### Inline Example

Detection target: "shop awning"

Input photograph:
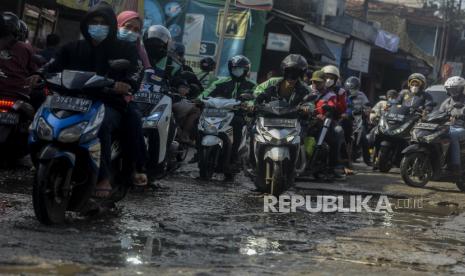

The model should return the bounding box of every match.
[300,31,336,60]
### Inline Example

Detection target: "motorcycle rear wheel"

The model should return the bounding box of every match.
[400,153,432,188]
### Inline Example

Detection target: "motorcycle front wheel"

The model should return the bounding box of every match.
[400,152,432,187]
[33,159,72,225]
[377,146,393,173]
[198,145,219,180]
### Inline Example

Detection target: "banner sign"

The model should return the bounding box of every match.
[266,32,291,52]
[235,0,273,11]
[348,40,371,73]
[144,0,188,41]
[57,0,144,15]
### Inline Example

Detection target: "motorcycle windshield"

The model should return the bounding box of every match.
[425,110,449,123]
[60,70,98,90]
[258,100,298,117]
[385,105,411,123]
[203,97,240,109]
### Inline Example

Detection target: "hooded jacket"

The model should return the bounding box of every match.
[45,2,138,90]
[397,89,434,112]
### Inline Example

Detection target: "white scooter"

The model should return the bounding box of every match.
[134,69,186,179]
[197,94,253,180]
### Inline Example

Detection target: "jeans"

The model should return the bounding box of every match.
[98,106,122,181]
[449,126,465,166]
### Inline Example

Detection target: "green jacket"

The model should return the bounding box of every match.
[254,77,311,107]
[199,77,256,100]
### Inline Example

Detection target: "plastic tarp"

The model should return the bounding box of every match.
[375,30,400,53]
[300,31,336,60]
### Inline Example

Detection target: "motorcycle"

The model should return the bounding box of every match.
[373,104,422,172]
[252,99,309,195]
[0,94,35,164]
[400,111,465,191]
[134,68,188,179]
[29,60,133,224]
[197,94,252,180]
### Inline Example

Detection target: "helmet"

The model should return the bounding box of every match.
[386,89,398,99]
[228,55,251,79]
[1,12,20,39]
[18,20,28,41]
[444,76,465,98]
[344,76,361,91]
[281,54,308,73]
[170,41,185,58]
[407,73,426,88]
[143,25,171,45]
[200,57,216,72]
[321,65,340,79]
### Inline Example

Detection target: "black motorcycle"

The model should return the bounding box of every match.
[373,105,422,172]
[400,111,465,191]
[0,94,35,165]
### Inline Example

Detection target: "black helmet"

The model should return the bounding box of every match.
[281,54,308,80]
[200,57,215,72]
[143,25,172,63]
[344,76,361,91]
[228,55,250,79]
[2,12,20,39]
[18,20,28,42]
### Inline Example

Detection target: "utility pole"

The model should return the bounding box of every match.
[363,0,369,22]
[215,0,232,77]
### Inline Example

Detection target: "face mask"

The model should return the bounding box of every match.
[325,78,335,88]
[388,99,397,104]
[147,47,167,63]
[231,68,245,78]
[117,28,139,42]
[88,25,109,43]
[410,86,420,94]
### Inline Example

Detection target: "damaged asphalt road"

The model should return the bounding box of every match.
[1,163,465,275]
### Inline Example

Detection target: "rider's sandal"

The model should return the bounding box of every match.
[134,173,148,186]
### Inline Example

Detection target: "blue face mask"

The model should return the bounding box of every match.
[117,28,139,42]
[88,25,109,43]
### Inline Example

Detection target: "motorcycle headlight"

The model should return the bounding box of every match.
[142,111,163,128]
[81,104,105,143]
[58,122,88,143]
[37,117,53,141]
[204,124,218,135]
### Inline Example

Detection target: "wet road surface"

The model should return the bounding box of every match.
[1,162,465,275]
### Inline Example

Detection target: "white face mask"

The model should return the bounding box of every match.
[410,86,420,94]
[325,78,335,88]
[231,68,245,78]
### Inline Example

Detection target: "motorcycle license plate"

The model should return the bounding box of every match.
[203,108,228,118]
[386,113,405,122]
[415,122,438,130]
[133,92,162,104]
[50,95,92,112]
[263,118,296,128]
[0,112,19,125]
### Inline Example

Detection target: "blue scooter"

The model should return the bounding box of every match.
[29,60,132,224]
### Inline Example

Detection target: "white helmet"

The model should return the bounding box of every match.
[445,76,465,97]
[321,65,340,79]
[143,25,171,45]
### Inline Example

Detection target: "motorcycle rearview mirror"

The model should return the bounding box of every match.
[239,93,254,101]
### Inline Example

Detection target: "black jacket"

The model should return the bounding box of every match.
[45,2,138,90]
[397,89,434,112]
[254,77,310,107]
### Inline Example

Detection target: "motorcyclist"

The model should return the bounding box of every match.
[35,2,140,197]
[439,76,465,179]
[254,54,310,108]
[197,56,218,89]
[199,55,256,178]
[370,89,398,125]
[143,25,171,71]
[309,70,344,179]
[0,12,40,107]
[397,73,434,113]
[344,76,371,165]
